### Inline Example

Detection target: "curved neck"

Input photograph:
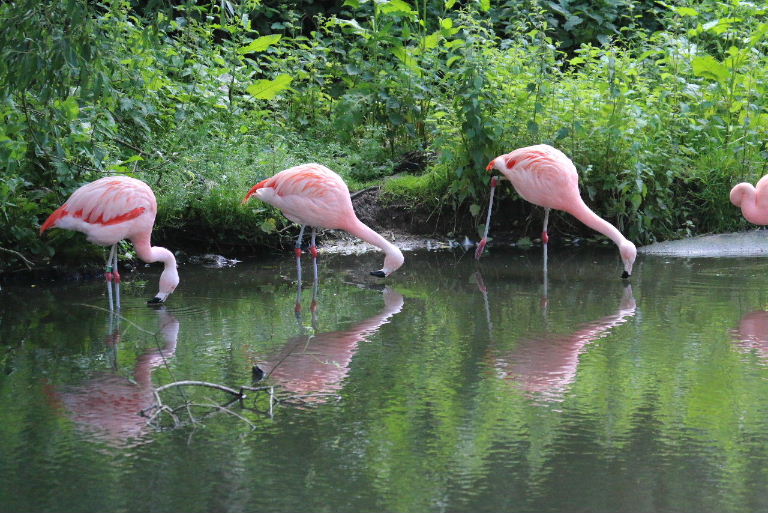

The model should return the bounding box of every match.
[347,219,403,270]
[131,234,177,268]
[568,203,627,248]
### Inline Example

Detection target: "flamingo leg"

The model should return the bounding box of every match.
[310,252,319,329]
[475,177,498,260]
[309,227,318,259]
[112,247,121,311]
[541,242,549,312]
[105,244,116,311]
[542,208,550,244]
[295,225,306,314]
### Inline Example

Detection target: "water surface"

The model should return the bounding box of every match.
[2,246,768,512]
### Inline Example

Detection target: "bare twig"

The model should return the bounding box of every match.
[155,380,245,398]
[188,402,256,429]
[350,186,380,200]
[0,246,34,269]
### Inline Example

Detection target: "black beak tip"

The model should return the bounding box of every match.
[252,365,265,382]
[147,296,164,305]
[370,270,386,278]
[621,271,630,279]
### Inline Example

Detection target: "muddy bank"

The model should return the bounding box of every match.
[639,230,768,257]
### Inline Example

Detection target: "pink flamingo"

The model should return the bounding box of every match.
[40,176,179,308]
[243,163,404,277]
[476,144,637,278]
[730,175,768,225]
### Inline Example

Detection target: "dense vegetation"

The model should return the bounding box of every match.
[2,0,768,272]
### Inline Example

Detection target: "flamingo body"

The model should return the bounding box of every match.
[244,164,404,277]
[483,144,637,278]
[730,175,768,225]
[40,176,179,303]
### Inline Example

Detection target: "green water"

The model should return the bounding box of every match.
[2,246,768,513]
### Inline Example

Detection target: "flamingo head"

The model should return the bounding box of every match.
[370,246,405,278]
[619,240,637,279]
[148,265,179,304]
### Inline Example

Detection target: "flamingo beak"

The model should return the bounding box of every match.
[147,296,165,305]
[485,161,495,171]
[370,270,386,278]
[621,271,630,279]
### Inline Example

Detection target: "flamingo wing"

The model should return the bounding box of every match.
[40,177,156,235]
[244,164,354,228]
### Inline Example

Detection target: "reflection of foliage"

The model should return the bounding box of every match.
[3,252,768,510]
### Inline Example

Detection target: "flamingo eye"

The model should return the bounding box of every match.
[506,159,517,169]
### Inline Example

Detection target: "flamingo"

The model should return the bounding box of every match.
[40,175,179,307]
[476,144,637,279]
[243,163,404,277]
[730,175,768,225]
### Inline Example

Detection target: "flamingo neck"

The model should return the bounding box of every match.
[132,235,175,266]
[568,203,627,248]
[346,219,404,276]
[132,234,179,300]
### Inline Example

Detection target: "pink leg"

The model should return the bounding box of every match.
[542,208,550,244]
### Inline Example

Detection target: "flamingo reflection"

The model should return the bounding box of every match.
[478,271,636,401]
[732,310,768,360]
[255,286,404,398]
[51,308,179,442]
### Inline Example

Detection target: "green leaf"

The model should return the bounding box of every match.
[380,0,417,15]
[260,218,277,234]
[423,31,442,49]
[691,55,729,83]
[674,7,698,16]
[470,203,481,217]
[238,34,282,54]
[246,74,294,99]
[391,45,418,69]
[564,15,583,31]
[445,0,457,8]
[479,0,490,11]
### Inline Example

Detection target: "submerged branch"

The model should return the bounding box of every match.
[155,380,245,397]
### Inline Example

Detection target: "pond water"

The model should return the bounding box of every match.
[2,245,768,513]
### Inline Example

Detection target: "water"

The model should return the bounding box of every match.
[2,245,768,513]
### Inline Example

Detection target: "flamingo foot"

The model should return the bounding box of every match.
[541,231,549,244]
[475,238,488,260]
